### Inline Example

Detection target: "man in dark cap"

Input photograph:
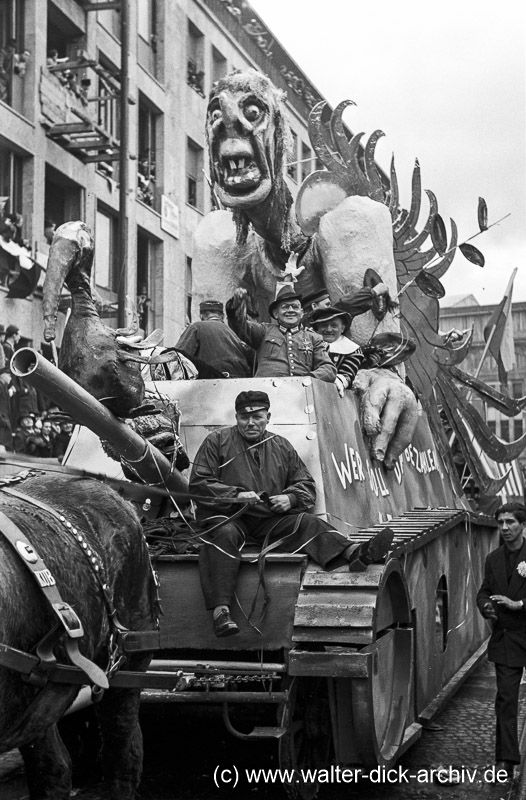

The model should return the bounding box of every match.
[175,300,252,378]
[227,285,336,382]
[191,390,394,637]
[3,324,20,368]
[301,287,332,328]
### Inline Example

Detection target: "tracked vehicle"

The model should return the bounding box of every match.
[8,349,498,795]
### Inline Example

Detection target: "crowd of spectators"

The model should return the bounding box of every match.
[0,322,73,461]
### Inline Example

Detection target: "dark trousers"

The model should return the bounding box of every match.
[198,511,354,609]
[495,662,523,763]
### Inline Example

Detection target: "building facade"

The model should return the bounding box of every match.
[0,0,325,353]
[440,294,526,472]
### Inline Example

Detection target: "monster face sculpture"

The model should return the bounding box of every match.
[206,70,289,210]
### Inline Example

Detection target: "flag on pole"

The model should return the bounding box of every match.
[483,268,517,386]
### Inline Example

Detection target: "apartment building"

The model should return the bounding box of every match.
[0,0,323,352]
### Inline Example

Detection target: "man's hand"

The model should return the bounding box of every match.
[237,490,261,505]
[335,375,347,398]
[226,288,248,323]
[269,494,293,513]
[491,594,524,611]
[482,601,497,620]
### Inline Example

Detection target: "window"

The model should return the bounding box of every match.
[137,230,154,332]
[96,56,120,178]
[138,99,158,208]
[212,46,227,86]
[500,420,509,442]
[301,142,312,183]
[95,208,118,291]
[137,0,157,76]
[0,0,25,112]
[186,256,192,323]
[0,147,23,218]
[186,139,203,211]
[0,146,23,286]
[44,166,82,247]
[97,57,120,140]
[514,419,524,440]
[287,131,298,181]
[187,21,204,97]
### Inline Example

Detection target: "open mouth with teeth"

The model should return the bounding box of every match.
[220,156,262,194]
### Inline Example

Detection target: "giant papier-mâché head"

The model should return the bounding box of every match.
[206,69,291,211]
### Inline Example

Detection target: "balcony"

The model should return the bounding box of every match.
[39,55,120,164]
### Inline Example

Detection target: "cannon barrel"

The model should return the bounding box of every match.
[11,348,189,496]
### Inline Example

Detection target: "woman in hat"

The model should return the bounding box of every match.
[310,307,364,396]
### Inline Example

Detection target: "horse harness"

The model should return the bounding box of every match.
[0,475,162,695]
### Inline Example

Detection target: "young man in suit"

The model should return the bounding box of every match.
[477,502,526,779]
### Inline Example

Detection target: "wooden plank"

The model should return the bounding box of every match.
[296,589,376,607]
[66,139,111,150]
[83,152,120,162]
[294,603,374,627]
[47,59,98,72]
[302,570,382,588]
[156,553,307,564]
[288,649,370,678]
[292,627,373,644]
[48,122,92,135]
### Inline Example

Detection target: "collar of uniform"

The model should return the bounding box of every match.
[278,324,301,335]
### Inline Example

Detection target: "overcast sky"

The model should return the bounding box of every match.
[250,0,526,304]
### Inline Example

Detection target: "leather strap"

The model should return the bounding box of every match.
[1,486,127,634]
[0,508,108,689]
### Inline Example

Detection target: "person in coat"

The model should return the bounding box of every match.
[175,300,252,378]
[227,286,336,382]
[477,502,526,779]
[190,390,394,637]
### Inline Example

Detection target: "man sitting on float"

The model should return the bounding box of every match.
[191,390,394,638]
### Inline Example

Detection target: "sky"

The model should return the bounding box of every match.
[249,0,526,304]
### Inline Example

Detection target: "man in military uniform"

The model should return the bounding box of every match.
[477,502,526,780]
[191,390,394,637]
[227,285,336,382]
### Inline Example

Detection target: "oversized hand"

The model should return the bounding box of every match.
[353,367,419,469]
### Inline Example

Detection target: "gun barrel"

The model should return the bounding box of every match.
[11,348,188,496]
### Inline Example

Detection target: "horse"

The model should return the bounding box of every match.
[0,472,157,799]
